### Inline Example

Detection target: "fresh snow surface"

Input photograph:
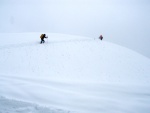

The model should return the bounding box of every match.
[0,33,150,113]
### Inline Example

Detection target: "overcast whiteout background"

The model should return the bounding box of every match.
[0,0,150,58]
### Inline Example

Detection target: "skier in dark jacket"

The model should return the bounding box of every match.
[40,34,47,44]
[99,35,103,40]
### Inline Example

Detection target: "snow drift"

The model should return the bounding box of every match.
[0,33,150,113]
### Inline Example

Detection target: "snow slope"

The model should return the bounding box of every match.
[0,33,150,113]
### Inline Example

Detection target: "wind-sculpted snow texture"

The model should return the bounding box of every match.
[0,97,70,113]
[0,33,150,113]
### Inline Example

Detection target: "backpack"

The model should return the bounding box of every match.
[40,34,45,39]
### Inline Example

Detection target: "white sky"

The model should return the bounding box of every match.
[0,0,150,58]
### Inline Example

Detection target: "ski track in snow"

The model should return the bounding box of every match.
[0,33,150,113]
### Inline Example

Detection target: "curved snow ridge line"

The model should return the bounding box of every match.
[1,74,150,100]
[0,38,93,50]
[0,42,38,50]
[0,74,83,86]
[49,38,93,45]
[0,96,73,113]
[0,75,74,92]
[0,74,99,98]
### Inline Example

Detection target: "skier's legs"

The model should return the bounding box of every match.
[41,38,45,43]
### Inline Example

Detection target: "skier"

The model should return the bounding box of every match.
[40,34,48,44]
[99,35,103,40]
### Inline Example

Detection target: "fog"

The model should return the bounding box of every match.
[0,0,150,58]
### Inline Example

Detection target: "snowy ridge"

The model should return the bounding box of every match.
[0,96,71,113]
[0,33,150,113]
